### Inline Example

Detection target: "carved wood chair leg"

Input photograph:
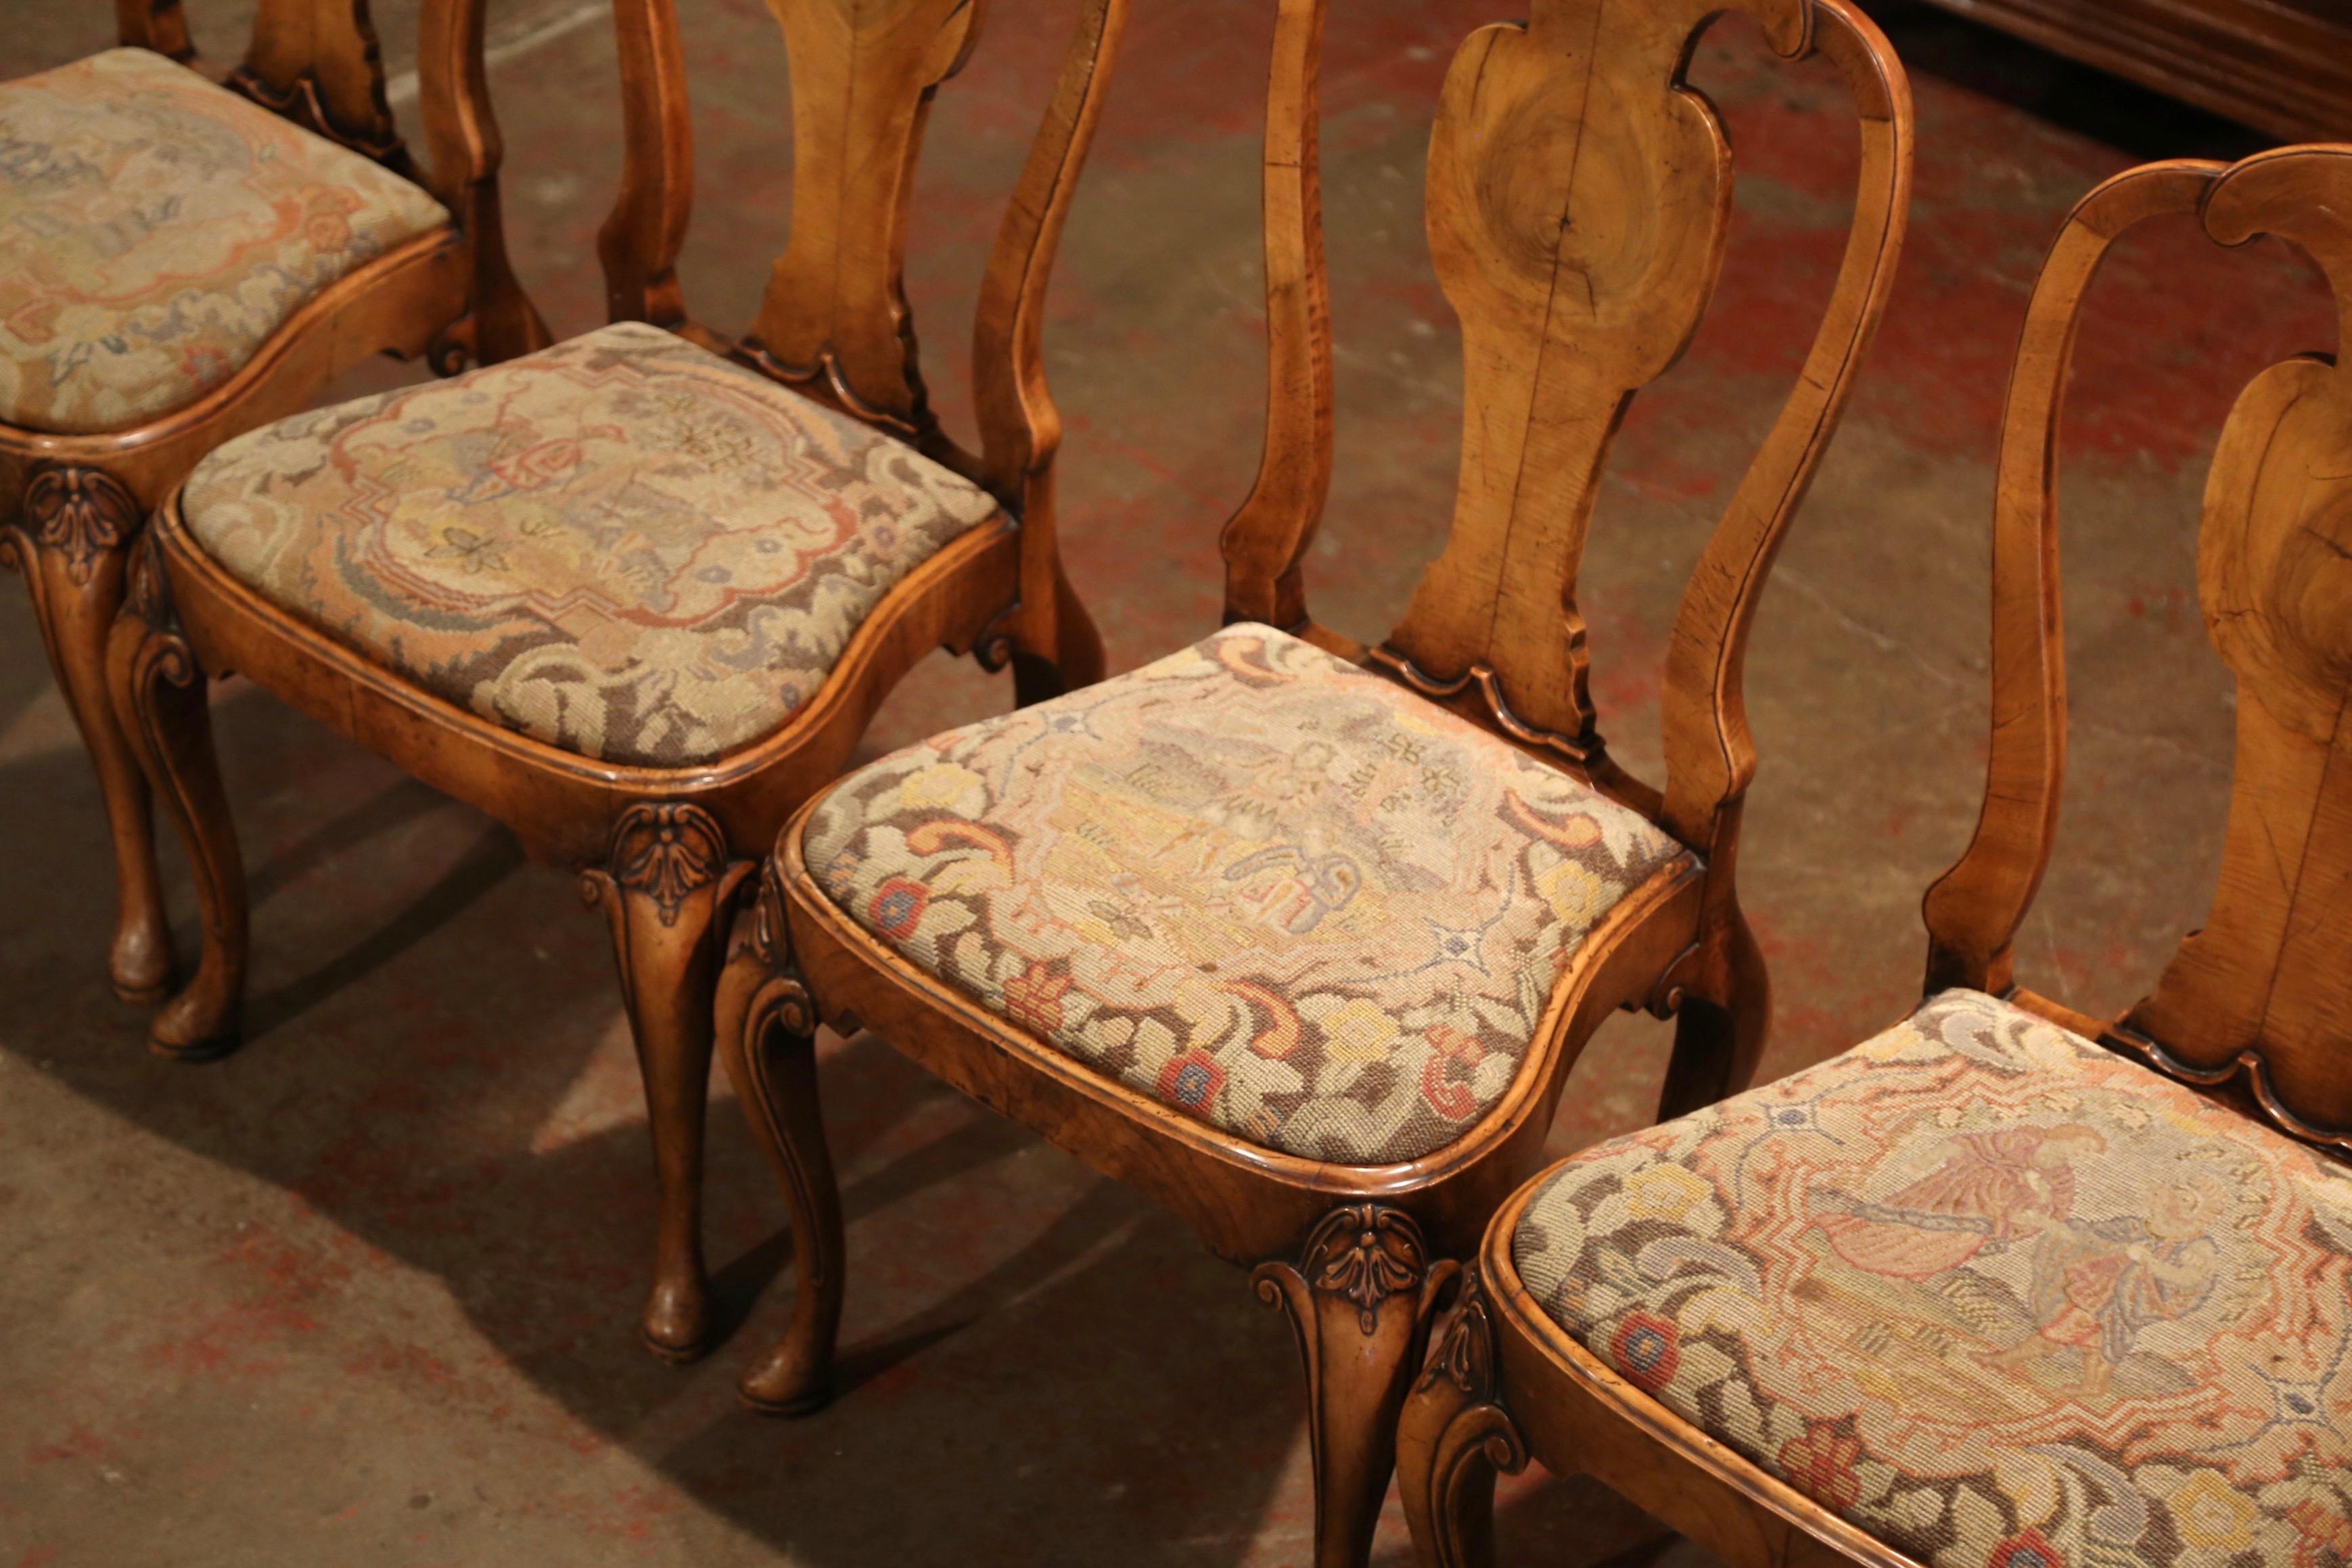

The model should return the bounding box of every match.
[106,532,247,1060]
[718,865,846,1416]
[1011,560,1106,708]
[4,467,175,1003]
[1655,905,1770,1122]
[580,803,754,1364]
[1255,1205,1462,1568]
[1398,1266,1529,1568]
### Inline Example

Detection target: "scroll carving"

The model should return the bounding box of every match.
[586,802,733,929]
[18,466,141,588]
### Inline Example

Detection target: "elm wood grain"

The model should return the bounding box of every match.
[1912,0,2352,145]
[120,0,1129,1362]
[715,1,1913,1562]
[0,1,544,1005]
[1400,141,2352,1568]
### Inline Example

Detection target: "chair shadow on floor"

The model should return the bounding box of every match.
[0,632,1707,1564]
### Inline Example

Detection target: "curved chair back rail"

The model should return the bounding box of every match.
[1922,145,2352,1148]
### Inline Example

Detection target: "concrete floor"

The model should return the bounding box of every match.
[0,2,2334,1563]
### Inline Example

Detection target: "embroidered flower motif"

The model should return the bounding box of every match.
[1002,960,1073,1035]
[866,877,929,940]
[1610,1312,1680,1391]
[1777,1421,1862,1511]
[490,436,591,491]
[1157,1050,1225,1116]
[2167,1471,2257,1552]
[1987,1528,2063,1568]
[1419,1024,1485,1120]
[2288,1498,2352,1568]
[1623,1161,1713,1222]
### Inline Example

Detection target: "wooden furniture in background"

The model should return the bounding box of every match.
[0,0,544,1005]
[714,1,1912,1563]
[1907,0,2352,143]
[107,0,1125,1364]
[1399,142,2352,1568]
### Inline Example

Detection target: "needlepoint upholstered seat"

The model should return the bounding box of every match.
[1510,986,2352,1568]
[180,322,1003,768]
[0,48,449,436]
[804,624,1689,1166]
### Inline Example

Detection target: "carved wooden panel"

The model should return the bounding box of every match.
[741,0,986,438]
[1379,0,1812,758]
[231,0,415,175]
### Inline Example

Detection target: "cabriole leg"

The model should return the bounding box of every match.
[106,530,246,1058]
[581,802,752,1362]
[1255,1204,1460,1568]
[4,465,173,1002]
[1398,1265,1529,1568]
[720,863,844,1416]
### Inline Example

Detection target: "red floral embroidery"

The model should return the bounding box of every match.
[1610,1312,1680,1391]
[1419,1024,1485,1120]
[2290,1500,2352,1568]
[1778,1422,1862,1511]
[1988,1528,2063,1568]
[866,877,929,940]
[491,436,591,490]
[1002,960,1073,1035]
[1157,1051,1226,1116]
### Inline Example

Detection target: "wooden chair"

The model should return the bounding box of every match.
[104,0,1125,1363]
[1398,143,2352,1568]
[712,1,1911,1562]
[0,1,545,1006]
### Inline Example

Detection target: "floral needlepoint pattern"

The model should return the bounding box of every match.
[0,49,447,434]
[867,879,929,941]
[1779,1422,1864,1511]
[1512,988,2352,1568]
[1987,1530,2062,1568]
[1611,1312,1680,1391]
[806,626,1688,1165]
[180,323,1001,767]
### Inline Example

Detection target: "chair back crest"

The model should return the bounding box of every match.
[1224,0,1912,851]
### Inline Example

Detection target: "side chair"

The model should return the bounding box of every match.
[1,0,545,1005]
[1398,143,2352,1568]
[106,0,1126,1362]
[713,1,1913,1562]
